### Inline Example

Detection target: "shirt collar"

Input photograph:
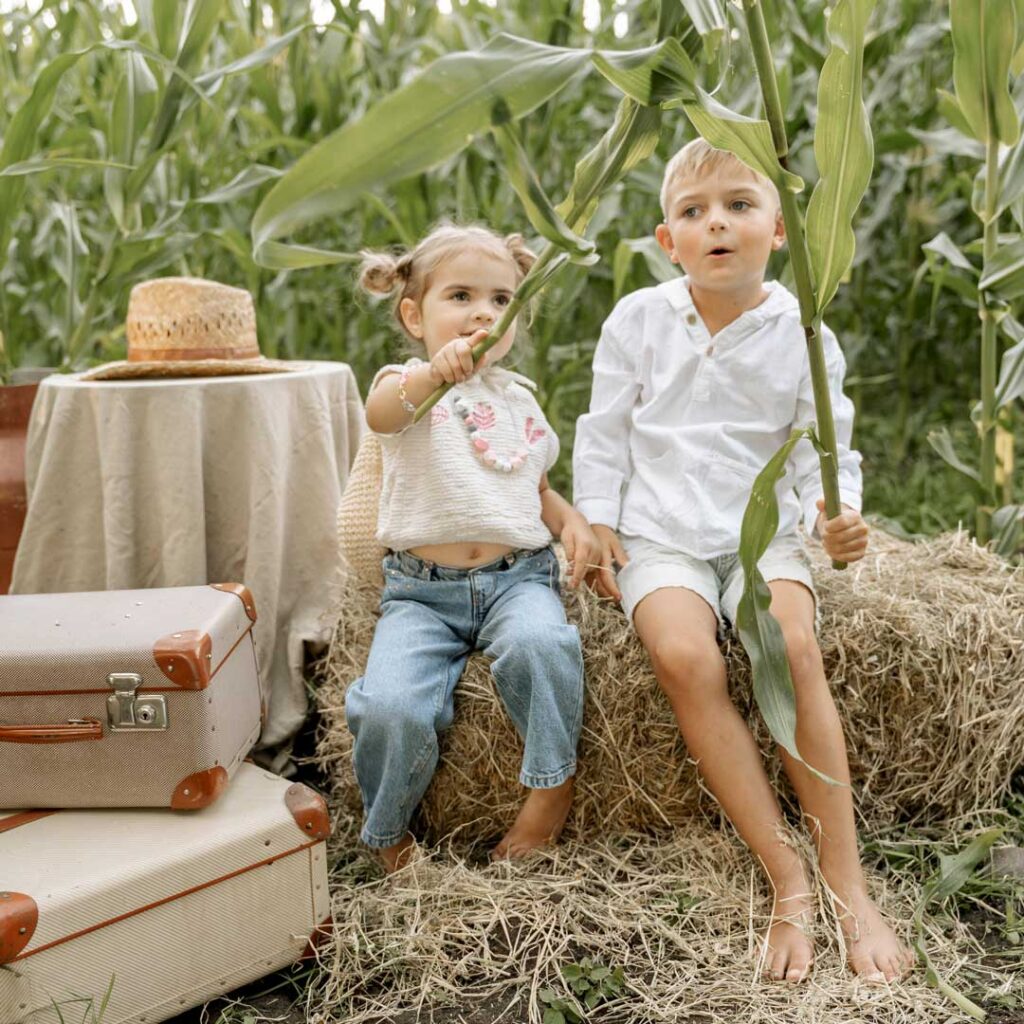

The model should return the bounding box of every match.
[658,276,799,327]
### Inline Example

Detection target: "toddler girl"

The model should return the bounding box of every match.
[346,224,599,872]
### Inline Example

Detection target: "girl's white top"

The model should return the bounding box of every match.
[371,359,559,552]
[573,278,862,559]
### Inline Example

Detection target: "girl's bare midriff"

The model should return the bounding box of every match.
[408,540,517,568]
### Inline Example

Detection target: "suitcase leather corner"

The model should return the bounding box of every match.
[284,783,331,840]
[153,630,213,689]
[0,891,37,963]
[171,766,229,810]
[209,583,258,623]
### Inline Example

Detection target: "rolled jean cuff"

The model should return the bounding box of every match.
[519,761,576,789]
[360,824,411,849]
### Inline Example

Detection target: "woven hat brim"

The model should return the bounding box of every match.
[80,357,297,382]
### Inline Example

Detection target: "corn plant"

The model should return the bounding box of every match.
[924,0,1024,554]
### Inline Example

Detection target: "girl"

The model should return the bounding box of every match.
[347,224,599,873]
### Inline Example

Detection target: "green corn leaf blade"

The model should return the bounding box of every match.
[135,0,180,58]
[979,237,1024,299]
[106,52,158,229]
[592,36,699,106]
[680,0,729,60]
[683,90,805,194]
[111,52,158,163]
[150,0,223,152]
[0,157,135,178]
[950,0,1020,146]
[251,33,592,268]
[928,427,986,490]
[995,333,1024,409]
[996,130,1024,217]
[992,504,1024,557]
[913,828,1004,1020]
[806,0,875,315]
[192,165,283,205]
[613,236,678,299]
[935,87,976,138]
[494,123,596,261]
[558,98,662,234]
[0,40,158,271]
[735,429,837,780]
[921,232,977,273]
[195,23,310,91]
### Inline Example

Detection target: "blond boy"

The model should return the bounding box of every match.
[573,139,913,983]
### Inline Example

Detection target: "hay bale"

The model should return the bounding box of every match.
[315,530,1024,839]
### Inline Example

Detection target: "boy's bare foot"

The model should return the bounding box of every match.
[378,833,417,874]
[491,777,574,860]
[836,888,915,983]
[762,878,816,984]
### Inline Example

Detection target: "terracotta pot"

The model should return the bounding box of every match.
[0,378,43,594]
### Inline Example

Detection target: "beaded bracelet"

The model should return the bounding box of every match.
[396,366,417,415]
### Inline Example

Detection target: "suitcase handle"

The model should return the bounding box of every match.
[0,719,103,743]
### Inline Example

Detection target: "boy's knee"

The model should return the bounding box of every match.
[781,624,821,677]
[649,637,724,697]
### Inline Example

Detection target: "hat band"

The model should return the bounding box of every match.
[128,345,260,363]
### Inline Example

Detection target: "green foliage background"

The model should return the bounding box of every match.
[0,0,1013,536]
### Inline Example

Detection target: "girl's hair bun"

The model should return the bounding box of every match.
[504,233,536,279]
[357,250,412,296]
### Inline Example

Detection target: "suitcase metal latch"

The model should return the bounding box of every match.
[106,673,169,731]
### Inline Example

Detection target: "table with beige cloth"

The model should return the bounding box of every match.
[10,361,364,746]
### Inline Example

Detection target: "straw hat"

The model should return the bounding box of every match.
[81,276,295,380]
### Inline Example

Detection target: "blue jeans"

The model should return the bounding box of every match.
[345,545,584,848]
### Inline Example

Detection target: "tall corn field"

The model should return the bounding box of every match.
[0,0,1016,542]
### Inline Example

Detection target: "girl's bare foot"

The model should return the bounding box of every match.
[762,872,816,984]
[836,888,915,983]
[492,777,574,860]
[378,833,417,874]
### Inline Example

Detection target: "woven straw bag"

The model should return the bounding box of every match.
[337,431,387,589]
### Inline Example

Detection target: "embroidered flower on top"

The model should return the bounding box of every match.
[453,393,534,473]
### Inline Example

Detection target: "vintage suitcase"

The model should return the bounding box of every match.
[0,584,263,809]
[0,762,333,1024]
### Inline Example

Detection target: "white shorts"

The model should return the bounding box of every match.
[617,533,816,631]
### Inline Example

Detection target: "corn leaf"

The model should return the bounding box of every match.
[683,90,805,194]
[0,40,160,272]
[105,51,158,229]
[150,0,223,152]
[992,504,1024,557]
[978,237,1024,299]
[251,34,592,268]
[928,426,986,490]
[591,37,698,106]
[736,428,837,781]
[922,232,976,273]
[613,236,677,299]
[558,98,662,232]
[950,0,1020,146]
[935,87,975,139]
[805,0,875,315]
[913,829,1004,1021]
[679,0,729,59]
[493,122,596,261]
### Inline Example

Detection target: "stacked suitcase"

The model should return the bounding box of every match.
[0,585,332,1024]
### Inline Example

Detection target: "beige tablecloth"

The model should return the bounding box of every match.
[11,362,364,746]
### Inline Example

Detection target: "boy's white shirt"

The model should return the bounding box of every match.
[572,277,862,559]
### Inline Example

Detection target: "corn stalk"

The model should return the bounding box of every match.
[927,0,1023,547]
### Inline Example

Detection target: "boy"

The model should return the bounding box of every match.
[573,139,913,984]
